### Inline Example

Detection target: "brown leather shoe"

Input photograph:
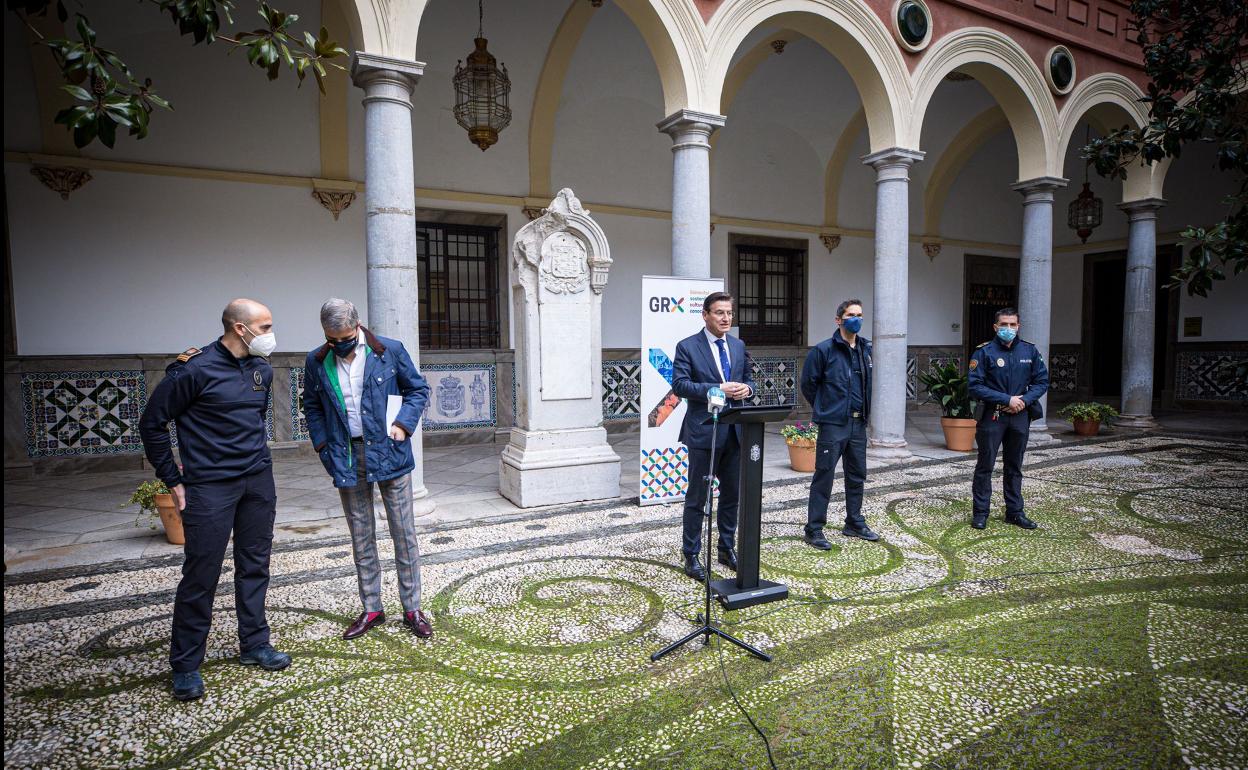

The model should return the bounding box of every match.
[343,611,385,640]
[403,610,433,639]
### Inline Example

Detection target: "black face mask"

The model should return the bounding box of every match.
[330,335,357,359]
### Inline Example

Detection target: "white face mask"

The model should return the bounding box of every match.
[242,324,277,358]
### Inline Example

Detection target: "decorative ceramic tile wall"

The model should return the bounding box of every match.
[290,366,309,442]
[1047,352,1079,393]
[602,360,641,421]
[21,370,147,458]
[1176,351,1248,402]
[423,364,497,431]
[748,357,798,407]
[906,356,918,401]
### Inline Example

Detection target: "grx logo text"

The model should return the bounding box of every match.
[648,297,685,313]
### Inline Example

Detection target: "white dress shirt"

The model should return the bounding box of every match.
[703,327,730,382]
[336,330,367,438]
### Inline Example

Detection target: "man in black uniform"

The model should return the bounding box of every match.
[139,298,291,701]
[967,307,1049,531]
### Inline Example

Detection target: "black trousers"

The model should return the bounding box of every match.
[682,432,740,557]
[972,410,1030,516]
[806,417,868,535]
[170,467,277,672]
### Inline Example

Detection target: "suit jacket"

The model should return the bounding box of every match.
[671,331,754,449]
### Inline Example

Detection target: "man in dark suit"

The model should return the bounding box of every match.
[671,291,755,581]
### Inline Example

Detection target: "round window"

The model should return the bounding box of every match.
[897,1,929,48]
[1048,47,1076,94]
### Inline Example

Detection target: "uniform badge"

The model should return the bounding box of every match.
[252,370,265,391]
[750,444,761,462]
[175,347,201,363]
[997,357,1006,367]
[969,359,977,370]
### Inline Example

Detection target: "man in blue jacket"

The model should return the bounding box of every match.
[967,307,1049,530]
[800,298,879,549]
[302,298,433,640]
[671,291,755,581]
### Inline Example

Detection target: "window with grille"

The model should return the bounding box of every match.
[733,244,805,346]
[416,222,501,349]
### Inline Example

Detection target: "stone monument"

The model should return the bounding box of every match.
[500,189,621,507]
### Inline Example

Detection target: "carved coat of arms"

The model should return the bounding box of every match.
[539,232,588,294]
[437,374,465,418]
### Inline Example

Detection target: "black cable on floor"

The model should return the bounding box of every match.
[716,630,779,770]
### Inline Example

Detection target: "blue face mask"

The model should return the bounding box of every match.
[996,326,1017,344]
[841,316,863,334]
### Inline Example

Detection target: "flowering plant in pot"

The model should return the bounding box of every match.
[780,421,819,472]
[1058,402,1119,436]
[127,479,184,545]
[917,362,979,451]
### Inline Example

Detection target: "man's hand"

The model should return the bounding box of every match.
[171,483,186,512]
[390,425,408,441]
[1007,396,1026,414]
[723,382,750,400]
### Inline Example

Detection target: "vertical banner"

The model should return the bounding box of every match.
[639,275,724,505]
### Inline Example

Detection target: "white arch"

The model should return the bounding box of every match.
[702,0,911,152]
[1056,73,1157,201]
[911,27,1060,181]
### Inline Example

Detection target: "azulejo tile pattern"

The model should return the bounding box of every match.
[1176,350,1248,401]
[422,364,497,432]
[747,356,798,407]
[602,360,641,422]
[20,370,147,458]
[1048,352,1079,393]
[2,437,1246,769]
[906,355,919,401]
[639,446,688,502]
[290,366,309,443]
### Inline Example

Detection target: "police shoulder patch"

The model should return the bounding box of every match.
[969,359,978,370]
[176,347,202,363]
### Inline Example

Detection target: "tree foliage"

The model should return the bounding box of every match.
[1081,0,1247,297]
[8,0,348,148]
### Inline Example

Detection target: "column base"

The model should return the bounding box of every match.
[1027,427,1058,446]
[500,426,621,508]
[410,489,436,517]
[867,439,913,462]
[1115,413,1159,431]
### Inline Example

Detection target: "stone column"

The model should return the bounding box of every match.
[657,110,725,278]
[863,148,924,460]
[1010,177,1067,445]
[351,53,434,514]
[1117,198,1166,429]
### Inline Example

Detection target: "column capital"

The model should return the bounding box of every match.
[862,147,924,171]
[1118,197,1166,220]
[657,110,725,152]
[351,52,424,90]
[1011,176,1067,202]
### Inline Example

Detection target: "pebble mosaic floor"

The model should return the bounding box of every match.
[4,435,1247,769]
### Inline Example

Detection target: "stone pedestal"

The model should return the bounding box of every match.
[352,52,435,514]
[864,148,923,461]
[658,110,724,278]
[1012,176,1066,447]
[1117,198,1166,430]
[500,189,621,507]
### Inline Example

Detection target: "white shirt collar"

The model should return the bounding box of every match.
[703,328,727,346]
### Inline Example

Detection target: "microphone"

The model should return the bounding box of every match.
[706,386,727,415]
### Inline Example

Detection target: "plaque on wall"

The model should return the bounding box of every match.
[1183,316,1202,337]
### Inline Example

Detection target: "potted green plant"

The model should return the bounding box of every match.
[127,479,184,544]
[1058,402,1119,436]
[917,362,979,451]
[780,422,819,472]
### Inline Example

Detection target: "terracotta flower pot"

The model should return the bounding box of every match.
[1072,418,1101,436]
[154,493,185,545]
[786,439,816,472]
[940,417,977,451]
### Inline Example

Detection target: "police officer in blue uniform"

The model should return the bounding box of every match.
[139,299,292,702]
[967,307,1049,531]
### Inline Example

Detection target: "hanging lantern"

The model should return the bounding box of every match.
[453,0,511,152]
[1067,182,1103,243]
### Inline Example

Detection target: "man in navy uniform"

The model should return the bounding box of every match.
[139,298,291,702]
[671,291,754,581]
[967,307,1049,530]
[800,298,879,549]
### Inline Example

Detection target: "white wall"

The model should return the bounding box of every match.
[4,13,40,152]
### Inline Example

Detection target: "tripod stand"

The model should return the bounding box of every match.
[651,410,771,663]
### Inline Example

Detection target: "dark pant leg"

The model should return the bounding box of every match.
[806,422,848,536]
[712,433,741,553]
[233,468,277,653]
[972,419,1004,515]
[682,447,713,556]
[842,418,869,528]
[170,478,243,672]
[1001,412,1030,516]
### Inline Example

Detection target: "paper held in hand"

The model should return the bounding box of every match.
[386,395,406,440]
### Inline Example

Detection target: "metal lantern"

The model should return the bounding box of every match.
[1067,182,1103,243]
[453,0,511,152]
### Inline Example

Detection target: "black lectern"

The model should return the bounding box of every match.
[705,405,791,610]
